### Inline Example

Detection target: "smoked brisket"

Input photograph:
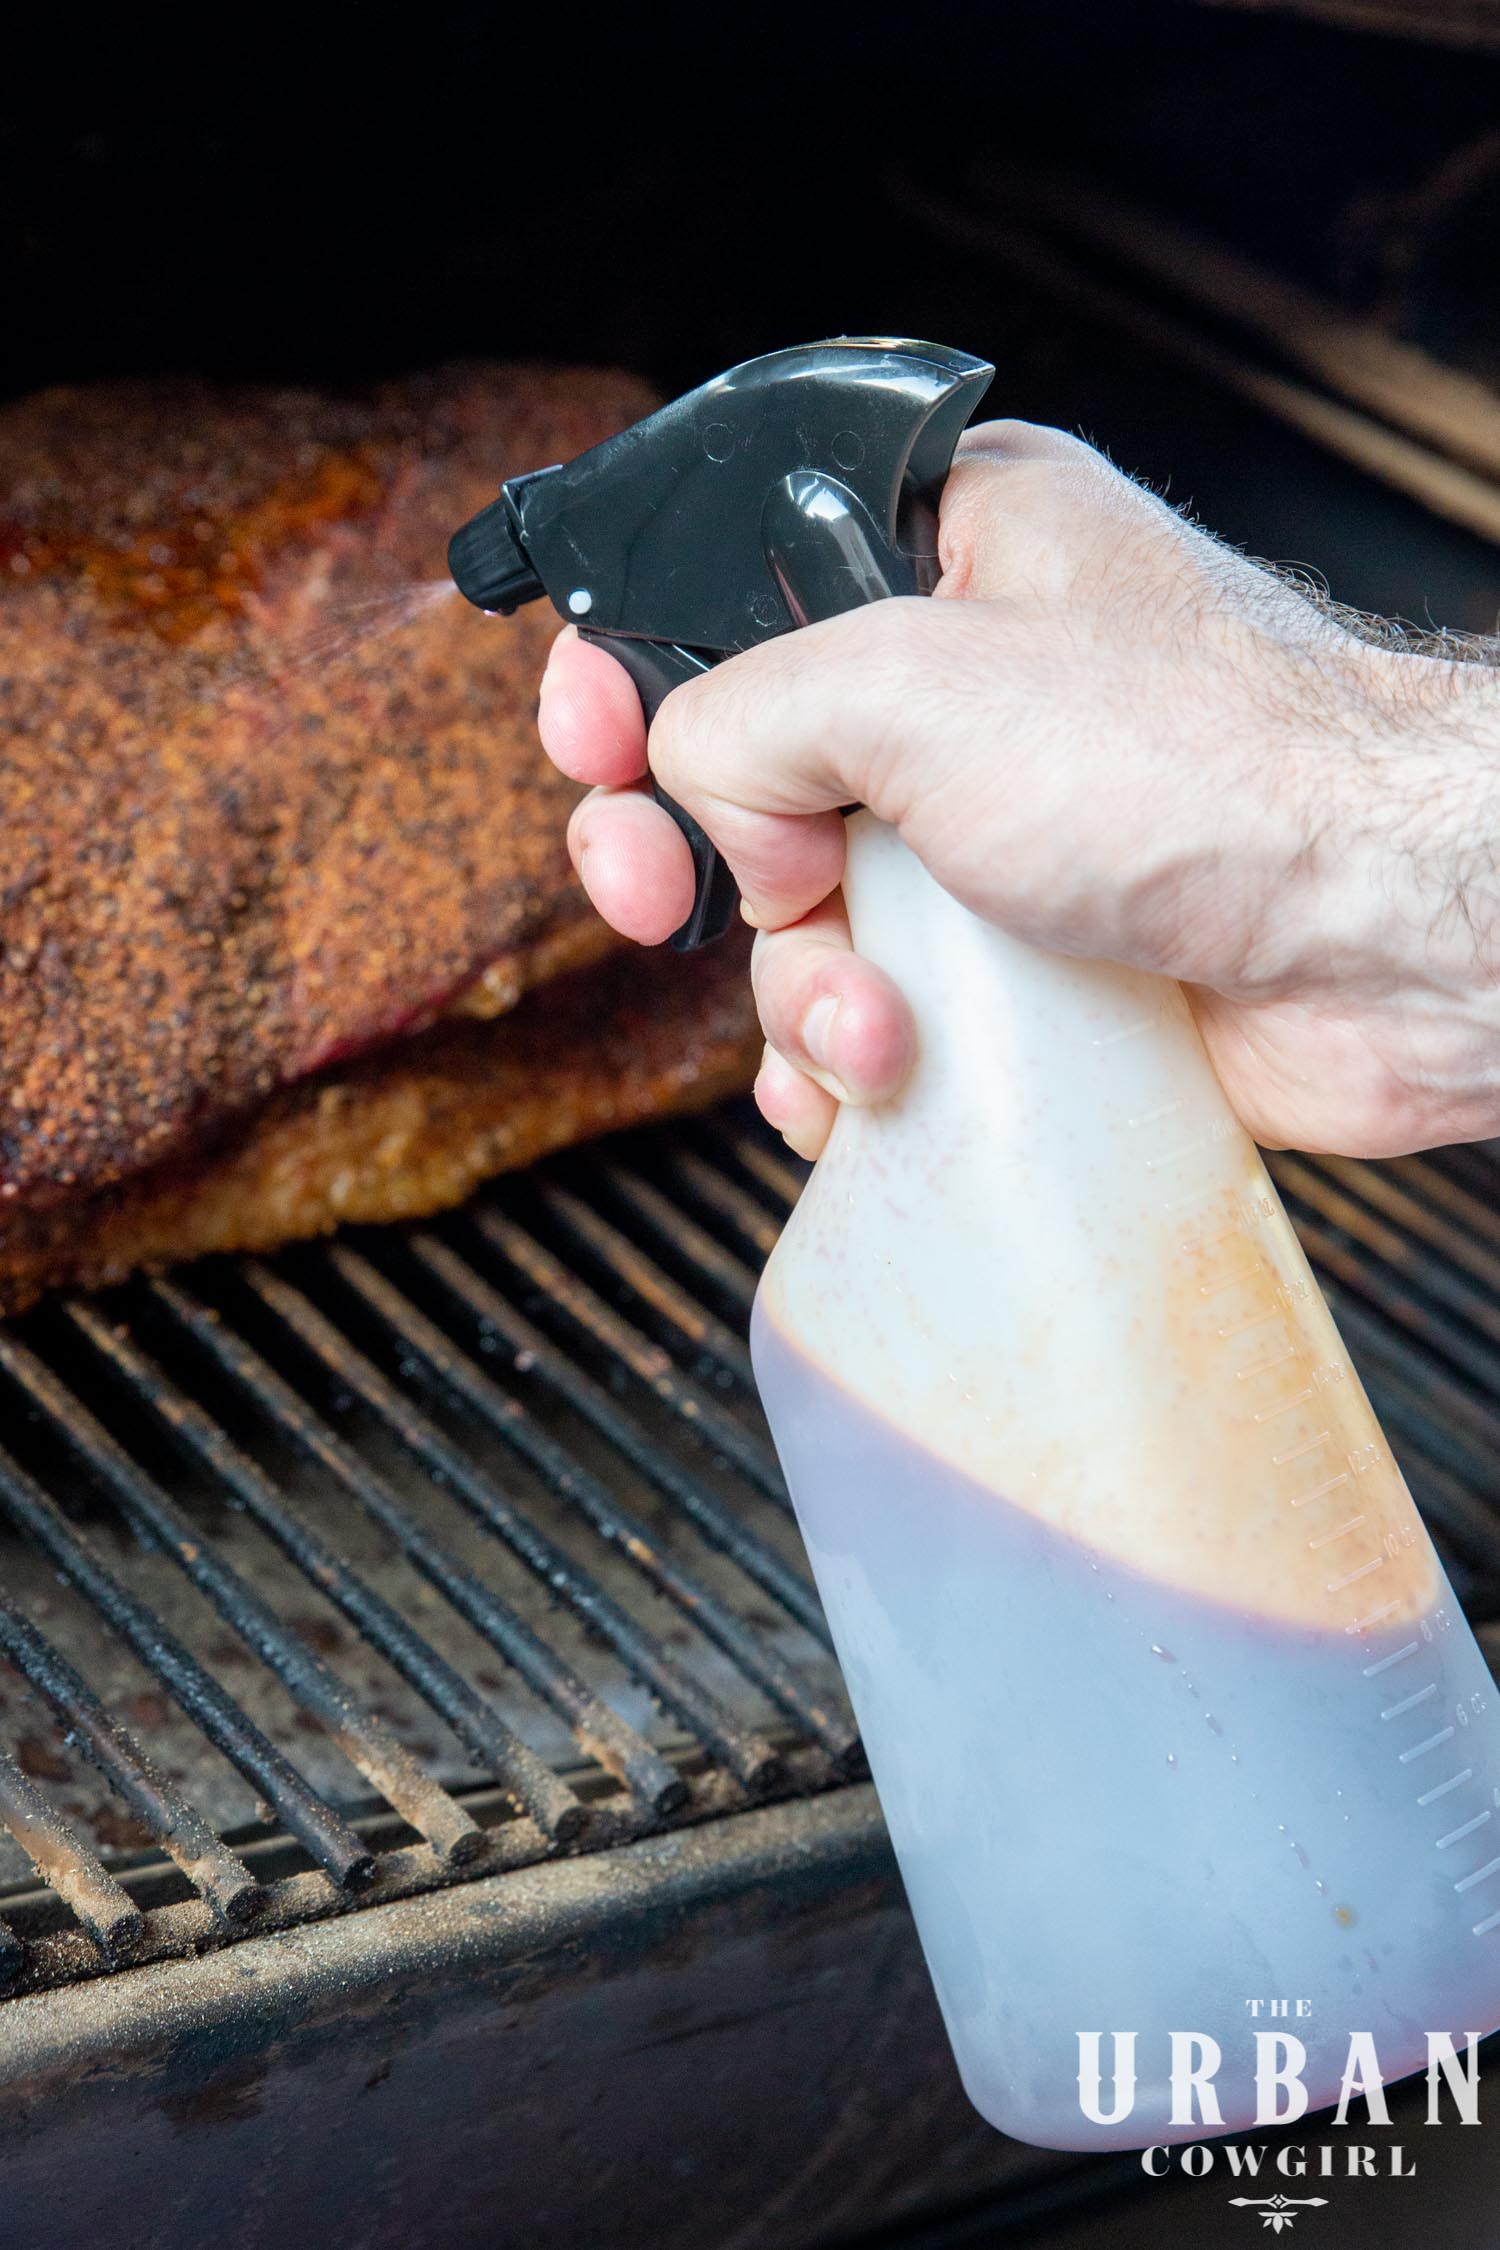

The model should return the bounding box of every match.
[0,366,759,1310]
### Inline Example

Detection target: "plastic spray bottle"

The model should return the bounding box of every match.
[449,339,1500,2149]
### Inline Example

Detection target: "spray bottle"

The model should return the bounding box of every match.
[449,339,1500,2150]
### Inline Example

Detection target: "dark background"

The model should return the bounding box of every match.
[6,1,1500,630]
[3,1,1499,397]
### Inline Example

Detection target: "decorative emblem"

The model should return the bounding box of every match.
[1229,2193,1330,2232]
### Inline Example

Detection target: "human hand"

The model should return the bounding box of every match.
[538,420,1500,1160]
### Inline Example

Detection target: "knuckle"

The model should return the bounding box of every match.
[645,681,703,801]
[959,416,1081,464]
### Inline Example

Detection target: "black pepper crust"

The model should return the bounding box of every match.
[0,363,658,1207]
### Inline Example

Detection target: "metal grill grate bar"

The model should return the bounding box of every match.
[657,1146,783,1260]
[473,1208,788,1506]
[0,1107,1488,1992]
[384,1235,856,1767]
[532,1180,757,1389]
[0,1905,24,1992]
[714,1130,808,1213]
[291,1249,786,1794]
[154,1276,657,1823]
[0,1402,373,1891]
[0,1585,261,1923]
[1310,1154,1500,1298]
[40,1307,487,1865]
[1273,1155,1500,1351]
[413,1226,830,1646]
[0,1741,143,1954]
[74,1303,597,1838]
[596,1160,757,1318]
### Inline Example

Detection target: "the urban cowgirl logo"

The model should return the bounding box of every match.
[1077,2013,1482,2155]
[1074,2004,1487,2217]
[1229,2194,1329,2233]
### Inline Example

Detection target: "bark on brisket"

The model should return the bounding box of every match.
[0,364,657,1207]
[0,936,760,1316]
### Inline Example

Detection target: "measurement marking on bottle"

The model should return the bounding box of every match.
[1218,1310,1282,1340]
[1128,1099,1183,1128]
[1309,1515,1367,1551]
[1254,1388,1316,1424]
[1199,1268,1261,1299]
[1145,1139,1209,1173]
[1364,1640,1422,1678]
[1348,1598,1402,1634]
[1326,1556,1387,1594]
[1416,1768,1472,1807]
[1185,1154,1498,1942]
[1094,1010,1169,1046]
[1185,1222,1246,1254]
[1400,1726,1458,1765]
[1238,1344,1299,1380]
[1286,1467,1358,1503]
[1290,1471,1353,1507]
[1163,1185,1218,1216]
[1272,1431,1332,1467]
[1436,1810,1492,1851]
[1380,1681,1438,1720]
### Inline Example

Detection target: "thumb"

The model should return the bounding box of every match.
[648,596,969,932]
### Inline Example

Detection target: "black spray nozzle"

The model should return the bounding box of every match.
[449,338,994,945]
[447,491,545,614]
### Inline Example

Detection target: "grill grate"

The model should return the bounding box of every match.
[0,1107,1496,1997]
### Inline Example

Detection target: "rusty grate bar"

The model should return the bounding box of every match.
[0,1582,262,1924]
[0,1742,143,1955]
[0,1107,1487,1995]
[0,1111,857,1990]
[0,1416,373,1892]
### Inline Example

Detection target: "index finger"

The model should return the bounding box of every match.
[538,626,650,787]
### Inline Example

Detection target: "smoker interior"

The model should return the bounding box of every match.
[2,1108,1500,2249]
[9,1115,1500,1978]
[8,9,1500,2248]
[0,1110,851,1972]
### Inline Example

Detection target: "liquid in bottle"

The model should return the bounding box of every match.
[752,813,1500,2150]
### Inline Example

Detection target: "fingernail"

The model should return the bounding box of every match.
[801,995,839,1069]
[799,995,851,1102]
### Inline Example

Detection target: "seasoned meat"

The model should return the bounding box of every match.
[0,366,760,1308]
[0,936,759,1314]
[0,363,657,1208]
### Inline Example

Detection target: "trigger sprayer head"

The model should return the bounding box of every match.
[447,338,993,947]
